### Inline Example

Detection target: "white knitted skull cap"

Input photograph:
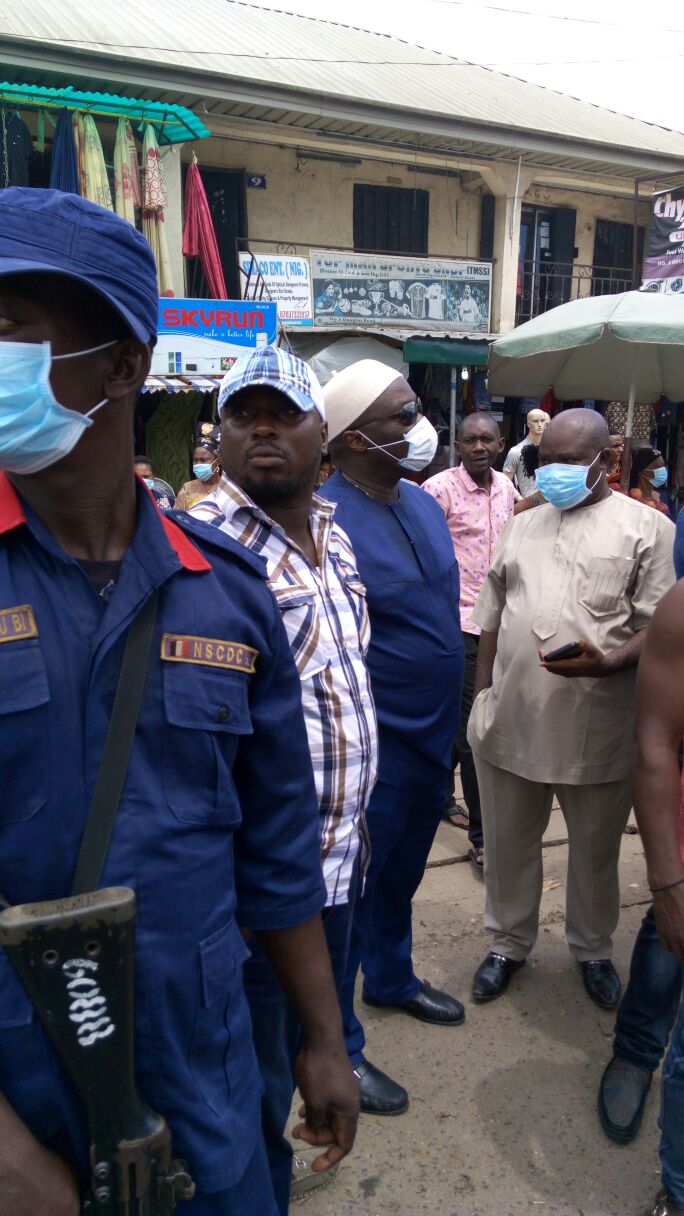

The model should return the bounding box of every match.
[322,360,405,441]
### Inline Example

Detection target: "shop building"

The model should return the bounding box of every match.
[3,1,684,479]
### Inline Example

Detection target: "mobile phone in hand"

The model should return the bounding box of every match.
[542,641,583,662]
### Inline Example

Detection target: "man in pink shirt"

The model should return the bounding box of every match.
[423,414,517,868]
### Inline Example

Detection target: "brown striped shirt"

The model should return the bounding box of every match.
[190,477,377,905]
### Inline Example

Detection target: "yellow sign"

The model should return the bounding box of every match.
[0,605,38,644]
[161,633,257,674]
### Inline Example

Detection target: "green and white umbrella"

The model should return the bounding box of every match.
[488,290,684,437]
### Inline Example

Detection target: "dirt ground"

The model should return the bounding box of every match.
[291,798,660,1216]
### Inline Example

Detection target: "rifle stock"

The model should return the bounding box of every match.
[0,887,194,1214]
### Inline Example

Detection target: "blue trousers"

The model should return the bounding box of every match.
[447,633,483,850]
[661,984,684,1205]
[45,1127,278,1216]
[612,904,684,1205]
[614,905,682,1073]
[243,867,358,1216]
[183,1136,278,1215]
[340,775,446,1064]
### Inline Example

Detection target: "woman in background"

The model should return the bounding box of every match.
[628,446,672,518]
[175,423,222,511]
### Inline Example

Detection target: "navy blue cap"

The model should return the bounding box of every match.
[0,189,159,346]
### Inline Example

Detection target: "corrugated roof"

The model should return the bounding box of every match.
[2,0,684,166]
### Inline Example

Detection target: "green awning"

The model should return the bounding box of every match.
[0,82,210,145]
[403,337,490,366]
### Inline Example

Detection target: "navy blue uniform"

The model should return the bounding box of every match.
[0,474,325,1213]
[675,504,684,580]
[321,472,463,1059]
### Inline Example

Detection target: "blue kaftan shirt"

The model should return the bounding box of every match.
[321,472,464,785]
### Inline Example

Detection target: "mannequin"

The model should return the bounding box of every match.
[524,408,550,446]
[503,408,549,496]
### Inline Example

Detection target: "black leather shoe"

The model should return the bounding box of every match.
[598,1055,652,1144]
[645,1188,679,1215]
[581,959,621,1009]
[472,952,525,1003]
[353,1058,409,1116]
[362,979,465,1025]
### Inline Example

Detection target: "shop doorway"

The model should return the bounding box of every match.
[517,204,577,323]
[186,166,246,299]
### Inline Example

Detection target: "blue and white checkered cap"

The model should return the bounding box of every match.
[218,345,325,418]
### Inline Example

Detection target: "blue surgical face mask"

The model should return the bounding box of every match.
[651,466,668,489]
[535,451,601,511]
[0,339,116,475]
[193,461,216,482]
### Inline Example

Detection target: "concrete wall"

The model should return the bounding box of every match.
[170,134,652,336]
[187,136,482,259]
[522,182,649,268]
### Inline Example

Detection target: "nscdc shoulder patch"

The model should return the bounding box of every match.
[161,633,258,674]
[0,605,38,643]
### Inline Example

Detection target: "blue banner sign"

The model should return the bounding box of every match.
[151,298,277,374]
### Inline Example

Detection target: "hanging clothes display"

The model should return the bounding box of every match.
[49,109,79,194]
[182,156,227,298]
[72,113,112,210]
[72,113,86,194]
[113,116,141,224]
[0,108,34,187]
[141,123,174,297]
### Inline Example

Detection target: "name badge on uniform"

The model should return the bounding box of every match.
[0,605,38,643]
[161,633,258,674]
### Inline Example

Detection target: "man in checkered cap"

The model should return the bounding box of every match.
[191,345,378,1212]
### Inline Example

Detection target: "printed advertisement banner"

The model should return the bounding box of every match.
[239,252,313,326]
[642,187,684,294]
[310,250,491,332]
[151,299,277,374]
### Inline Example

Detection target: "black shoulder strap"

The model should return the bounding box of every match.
[70,589,159,897]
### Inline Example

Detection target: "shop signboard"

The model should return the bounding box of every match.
[642,186,684,294]
[238,252,313,326]
[310,250,491,332]
[151,299,277,374]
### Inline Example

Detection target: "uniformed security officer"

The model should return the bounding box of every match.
[0,189,358,1216]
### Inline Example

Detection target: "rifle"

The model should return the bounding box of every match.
[0,886,195,1215]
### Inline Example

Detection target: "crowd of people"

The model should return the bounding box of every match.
[1,187,683,1216]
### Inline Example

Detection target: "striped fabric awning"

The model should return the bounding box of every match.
[141,376,224,394]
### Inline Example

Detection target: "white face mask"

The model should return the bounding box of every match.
[358,415,439,473]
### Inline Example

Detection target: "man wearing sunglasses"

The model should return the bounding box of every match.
[322,361,465,1116]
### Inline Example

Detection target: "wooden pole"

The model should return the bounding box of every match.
[620,374,636,489]
[449,366,457,467]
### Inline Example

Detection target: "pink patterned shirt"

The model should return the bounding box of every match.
[422,464,517,636]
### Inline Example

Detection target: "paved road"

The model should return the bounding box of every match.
[293,808,659,1216]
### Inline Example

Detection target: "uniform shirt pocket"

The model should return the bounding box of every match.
[162,664,253,826]
[0,641,50,824]
[579,556,637,618]
[188,920,253,1116]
